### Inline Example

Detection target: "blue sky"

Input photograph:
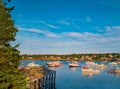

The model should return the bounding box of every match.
[10,0,120,54]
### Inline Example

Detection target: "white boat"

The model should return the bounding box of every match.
[27,62,39,67]
[68,61,80,67]
[109,62,118,65]
[95,64,107,69]
[82,66,100,73]
[46,61,63,67]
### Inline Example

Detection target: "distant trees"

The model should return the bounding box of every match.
[21,53,120,61]
[0,0,27,88]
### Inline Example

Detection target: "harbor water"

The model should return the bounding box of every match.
[20,60,120,89]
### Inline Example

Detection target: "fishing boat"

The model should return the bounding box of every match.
[108,68,120,73]
[82,66,100,73]
[68,61,80,67]
[27,62,39,67]
[46,61,64,67]
[108,68,120,77]
[109,62,118,65]
[95,64,107,69]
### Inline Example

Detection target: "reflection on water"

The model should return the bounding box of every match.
[115,72,120,78]
[20,60,120,89]
[48,67,56,70]
[108,67,120,78]
[82,71,100,78]
[69,67,77,72]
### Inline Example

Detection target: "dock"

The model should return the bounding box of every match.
[18,65,56,89]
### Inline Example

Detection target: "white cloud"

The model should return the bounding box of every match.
[100,37,120,42]
[19,27,45,34]
[105,26,120,32]
[16,19,58,29]
[57,18,82,29]
[16,25,120,54]
[18,27,59,38]
[29,28,45,33]
[63,32,83,38]
[38,20,58,29]
[105,26,120,36]
[98,29,104,32]
[91,25,120,44]
[63,32,100,38]
[45,32,60,37]
[112,26,120,30]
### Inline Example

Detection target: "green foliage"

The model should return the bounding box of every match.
[0,0,28,89]
[0,46,20,67]
[0,1,17,45]
[0,0,19,66]
[0,65,27,89]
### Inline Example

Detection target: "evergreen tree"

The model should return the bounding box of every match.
[0,0,27,88]
[0,0,20,67]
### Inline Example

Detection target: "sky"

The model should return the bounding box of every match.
[9,0,120,54]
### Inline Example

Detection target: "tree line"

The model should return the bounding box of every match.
[22,53,120,61]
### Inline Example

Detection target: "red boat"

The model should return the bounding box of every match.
[108,69,116,73]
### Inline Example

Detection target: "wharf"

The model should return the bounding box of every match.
[19,65,56,89]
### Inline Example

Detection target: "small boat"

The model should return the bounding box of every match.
[109,62,118,65]
[108,68,120,73]
[108,68,120,77]
[82,66,100,73]
[108,69,116,73]
[46,61,64,67]
[68,61,80,67]
[96,64,107,69]
[27,62,39,67]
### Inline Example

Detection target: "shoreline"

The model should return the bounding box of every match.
[21,53,120,62]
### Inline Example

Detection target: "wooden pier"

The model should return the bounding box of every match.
[30,66,56,89]
[19,65,56,89]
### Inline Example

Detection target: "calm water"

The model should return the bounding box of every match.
[20,60,120,89]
